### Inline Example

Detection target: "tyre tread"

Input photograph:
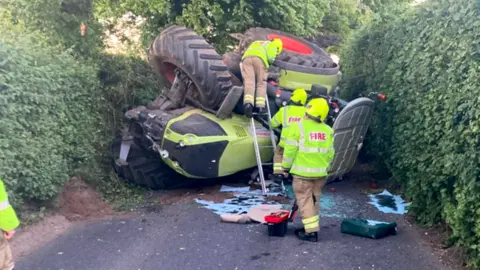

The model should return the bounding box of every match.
[149,25,233,110]
[111,134,188,190]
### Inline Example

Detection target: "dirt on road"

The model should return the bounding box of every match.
[11,177,116,261]
[59,177,113,221]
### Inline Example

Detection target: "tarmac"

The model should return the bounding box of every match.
[16,180,448,270]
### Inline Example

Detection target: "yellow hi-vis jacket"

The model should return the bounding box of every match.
[270,105,306,148]
[242,40,278,68]
[0,179,19,231]
[281,118,335,178]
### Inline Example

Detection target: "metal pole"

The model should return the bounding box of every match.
[265,100,286,194]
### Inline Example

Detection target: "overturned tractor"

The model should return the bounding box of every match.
[111,25,382,189]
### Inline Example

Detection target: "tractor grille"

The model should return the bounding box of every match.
[233,125,248,138]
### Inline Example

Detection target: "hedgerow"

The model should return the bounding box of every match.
[0,5,162,210]
[0,24,101,204]
[95,0,331,52]
[340,0,480,267]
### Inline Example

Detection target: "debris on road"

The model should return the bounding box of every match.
[248,205,283,224]
[195,188,284,215]
[341,218,398,239]
[367,190,411,215]
[196,184,360,220]
[220,214,251,224]
[219,185,251,192]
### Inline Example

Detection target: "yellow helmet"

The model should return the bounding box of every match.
[290,88,307,105]
[271,38,283,56]
[306,98,329,122]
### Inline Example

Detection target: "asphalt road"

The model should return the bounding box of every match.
[17,181,448,270]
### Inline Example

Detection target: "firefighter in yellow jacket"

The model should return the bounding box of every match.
[270,88,307,182]
[0,178,19,270]
[281,98,335,242]
[241,38,283,117]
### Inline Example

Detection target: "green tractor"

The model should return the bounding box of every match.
[111,25,380,189]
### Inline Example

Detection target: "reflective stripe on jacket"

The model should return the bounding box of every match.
[0,179,19,231]
[281,119,335,177]
[270,105,306,148]
[242,40,277,68]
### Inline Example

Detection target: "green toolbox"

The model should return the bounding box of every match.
[341,218,397,239]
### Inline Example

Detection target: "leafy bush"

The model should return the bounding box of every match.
[97,54,165,135]
[320,0,371,39]
[341,0,480,266]
[0,22,163,209]
[0,25,100,203]
[3,0,103,58]
[95,0,331,52]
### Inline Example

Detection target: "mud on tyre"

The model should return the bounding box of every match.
[111,133,189,190]
[149,25,234,110]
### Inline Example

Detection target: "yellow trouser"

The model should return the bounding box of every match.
[293,176,326,233]
[240,56,268,108]
[273,146,284,175]
[0,236,14,270]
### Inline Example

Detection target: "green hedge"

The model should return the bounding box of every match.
[0,22,162,209]
[0,25,101,204]
[95,0,331,52]
[340,0,480,266]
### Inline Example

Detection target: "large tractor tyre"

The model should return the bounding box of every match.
[222,51,242,79]
[111,133,190,190]
[237,27,338,71]
[149,25,234,110]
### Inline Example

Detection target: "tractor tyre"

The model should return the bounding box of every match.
[238,27,339,71]
[149,25,234,110]
[222,51,242,79]
[111,133,190,190]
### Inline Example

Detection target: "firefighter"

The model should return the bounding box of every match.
[281,98,335,242]
[0,178,20,270]
[270,88,307,182]
[241,38,283,118]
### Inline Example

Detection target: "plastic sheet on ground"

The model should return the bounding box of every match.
[367,190,411,215]
[219,185,250,192]
[196,184,359,219]
[195,188,284,215]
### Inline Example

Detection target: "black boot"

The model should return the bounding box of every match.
[294,228,318,242]
[244,103,254,118]
[272,174,285,185]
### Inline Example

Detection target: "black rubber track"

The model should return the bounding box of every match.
[148,25,234,110]
[111,133,190,190]
[238,27,338,71]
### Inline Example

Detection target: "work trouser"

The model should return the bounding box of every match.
[273,146,284,175]
[240,56,268,108]
[0,235,14,270]
[293,176,326,233]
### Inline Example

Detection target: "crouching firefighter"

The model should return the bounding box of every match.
[270,88,307,183]
[281,98,335,242]
[240,38,283,118]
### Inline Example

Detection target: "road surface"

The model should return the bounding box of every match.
[16,181,448,270]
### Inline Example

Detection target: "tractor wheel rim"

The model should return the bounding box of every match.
[267,34,313,55]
